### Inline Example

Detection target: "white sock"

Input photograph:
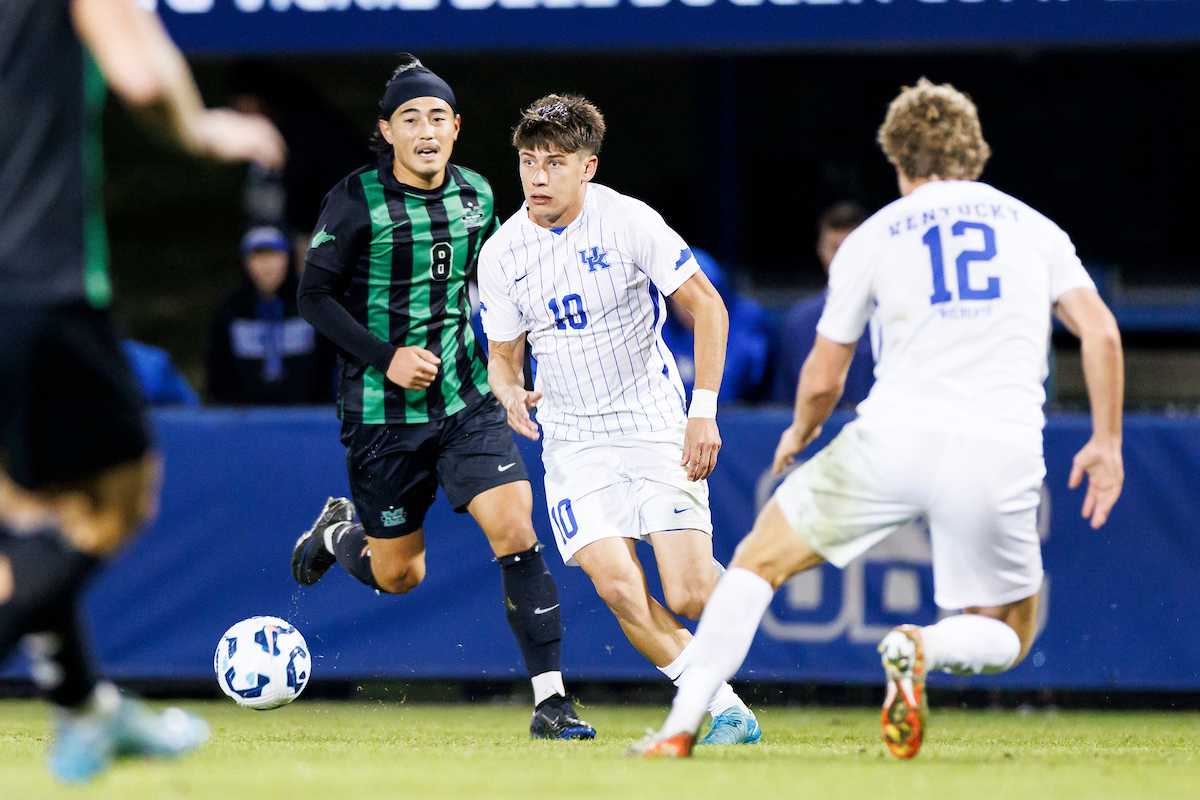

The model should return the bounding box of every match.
[921,614,1021,675]
[706,683,744,718]
[660,568,774,737]
[658,642,746,718]
[531,671,565,706]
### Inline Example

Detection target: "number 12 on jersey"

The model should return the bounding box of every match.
[924,221,1000,305]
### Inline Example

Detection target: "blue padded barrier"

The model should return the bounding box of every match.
[4,409,1198,690]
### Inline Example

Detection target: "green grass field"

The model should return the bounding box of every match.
[1,701,1196,800]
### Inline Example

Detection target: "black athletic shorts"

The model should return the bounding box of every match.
[0,303,151,491]
[340,395,529,539]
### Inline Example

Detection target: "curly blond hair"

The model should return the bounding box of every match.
[877,78,991,181]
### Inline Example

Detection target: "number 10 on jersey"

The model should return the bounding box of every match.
[548,294,588,330]
[924,221,1000,305]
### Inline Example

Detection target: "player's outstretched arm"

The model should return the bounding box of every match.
[488,336,541,441]
[773,335,857,475]
[670,272,728,481]
[71,0,284,169]
[1055,287,1124,528]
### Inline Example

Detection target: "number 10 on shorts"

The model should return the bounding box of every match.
[549,498,578,541]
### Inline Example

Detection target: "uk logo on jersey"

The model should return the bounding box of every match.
[579,247,611,272]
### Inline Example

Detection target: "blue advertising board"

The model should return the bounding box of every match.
[4,408,1197,690]
[145,0,1200,55]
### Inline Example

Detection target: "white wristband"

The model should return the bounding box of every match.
[687,389,718,419]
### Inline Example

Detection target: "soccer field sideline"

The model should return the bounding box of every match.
[1,701,1196,800]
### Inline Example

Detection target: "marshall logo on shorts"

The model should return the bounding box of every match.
[462,201,485,230]
[381,508,407,527]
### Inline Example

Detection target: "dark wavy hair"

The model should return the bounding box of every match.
[511,94,606,157]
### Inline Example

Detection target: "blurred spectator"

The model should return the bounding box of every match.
[122,339,200,408]
[662,249,772,404]
[770,201,875,406]
[228,60,371,269]
[207,227,335,405]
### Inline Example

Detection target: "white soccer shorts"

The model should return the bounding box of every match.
[541,424,713,566]
[773,421,1045,610]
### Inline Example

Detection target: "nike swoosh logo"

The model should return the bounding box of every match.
[533,604,559,615]
[673,507,688,514]
[498,463,516,472]
[514,273,531,283]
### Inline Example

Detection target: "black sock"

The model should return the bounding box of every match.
[0,530,98,657]
[332,523,381,591]
[24,600,97,709]
[0,530,100,708]
[498,543,562,678]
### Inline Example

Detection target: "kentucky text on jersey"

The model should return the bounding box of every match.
[306,159,495,424]
[886,201,1023,236]
[478,184,699,441]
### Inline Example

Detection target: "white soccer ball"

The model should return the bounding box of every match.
[214,616,311,710]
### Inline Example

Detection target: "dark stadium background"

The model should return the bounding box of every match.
[103,48,1200,406]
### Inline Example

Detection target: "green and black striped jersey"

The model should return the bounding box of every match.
[306,158,496,424]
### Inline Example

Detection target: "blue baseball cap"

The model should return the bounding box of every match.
[240,226,289,256]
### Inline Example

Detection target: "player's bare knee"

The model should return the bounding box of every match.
[486,520,538,558]
[377,561,425,594]
[64,454,162,554]
[661,570,714,620]
[663,588,707,621]
[591,572,644,619]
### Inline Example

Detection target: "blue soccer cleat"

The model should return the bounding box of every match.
[48,716,113,783]
[698,705,762,745]
[109,698,210,759]
[47,684,209,783]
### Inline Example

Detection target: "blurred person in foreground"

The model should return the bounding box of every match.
[629,78,1123,758]
[0,0,283,782]
[662,249,771,405]
[770,202,874,406]
[207,226,334,405]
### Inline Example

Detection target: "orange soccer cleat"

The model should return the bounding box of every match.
[878,624,929,759]
[623,730,696,758]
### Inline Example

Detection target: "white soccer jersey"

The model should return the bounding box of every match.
[478,183,698,441]
[820,180,1096,454]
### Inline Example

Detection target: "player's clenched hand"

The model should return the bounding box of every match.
[682,418,721,481]
[386,346,440,391]
[772,423,821,475]
[502,389,543,441]
[1068,437,1124,529]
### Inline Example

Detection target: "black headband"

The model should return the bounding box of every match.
[379,67,457,120]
